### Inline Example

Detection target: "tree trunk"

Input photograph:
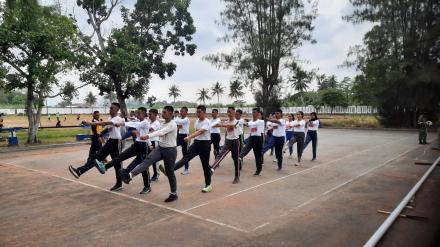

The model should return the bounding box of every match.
[115,89,128,115]
[26,84,41,144]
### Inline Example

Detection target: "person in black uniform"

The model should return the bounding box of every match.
[87,111,104,162]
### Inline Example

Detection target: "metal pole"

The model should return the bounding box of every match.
[364,155,440,247]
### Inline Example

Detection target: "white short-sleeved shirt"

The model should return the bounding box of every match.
[194,119,211,141]
[286,120,295,132]
[210,118,221,134]
[124,119,150,142]
[307,120,319,131]
[271,119,286,137]
[225,119,239,140]
[237,119,244,135]
[248,119,265,137]
[175,117,190,134]
[108,116,124,139]
[149,119,161,141]
[293,120,306,132]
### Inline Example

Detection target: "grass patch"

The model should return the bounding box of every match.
[0,127,86,147]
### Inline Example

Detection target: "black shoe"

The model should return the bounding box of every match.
[253,171,261,176]
[164,193,178,203]
[151,175,159,182]
[311,158,316,161]
[118,169,131,184]
[277,167,282,171]
[110,183,122,191]
[232,177,240,184]
[68,165,81,179]
[139,187,151,194]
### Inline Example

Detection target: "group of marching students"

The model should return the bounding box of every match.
[68,103,319,203]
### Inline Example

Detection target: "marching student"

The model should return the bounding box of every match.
[285,113,295,159]
[235,109,245,169]
[160,105,213,193]
[303,112,319,161]
[240,108,265,175]
[94,107,152,194]
[148,109,161,181]
[118,106,179,203]
[287,111,306,166]
[262,109,286,170]
[265,113,275,156]
[210,109,221,158]
[175,106,190,175]
[210,106,241,184]
[68,102,124,191]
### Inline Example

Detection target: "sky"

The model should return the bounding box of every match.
[43,0,372,106]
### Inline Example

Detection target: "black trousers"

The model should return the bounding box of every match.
[150,141,158,177]
[211,139,241,177]
[131,147,177,193]
[211,133,221,158]
[288,132,305,161]
[240,136,263,173]
[177,133,189,169]
[105,141,150,188]
[78,138,121,185]
[87,136,102,162]
[175,140,211,186]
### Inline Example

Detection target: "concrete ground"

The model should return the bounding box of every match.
[1,129,439,247]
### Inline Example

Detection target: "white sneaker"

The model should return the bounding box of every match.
[273,159,277,163]
[294,162,300,166]
[181,169,189,175]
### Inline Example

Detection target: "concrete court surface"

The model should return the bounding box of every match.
[1,129,439,247]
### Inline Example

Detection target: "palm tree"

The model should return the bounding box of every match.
[229,79,244,102]
[168,84,181,103]
[211,82,225,106]
[197,88,211,105]
[291,68,311,105]
[84,92,97,108]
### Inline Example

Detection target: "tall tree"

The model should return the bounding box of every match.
[197,88,211,105]
[228,79,244,102]
[168,84,181,103]
[77,0,197,114]
[211,82,225,106]
[344,0,440,127]
[320,89,347,115]
[146,95,157,107]
[205,0,317,115]
[85,91,97,107]
[0,0,83,143]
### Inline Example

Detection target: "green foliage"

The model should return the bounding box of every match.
[0,0,82,143]
[0,89,25,105]
[345,0,440,127]
[78,0,197,113]
[320,89,348,114]
[229,79,244,101]
[84,91,97,107]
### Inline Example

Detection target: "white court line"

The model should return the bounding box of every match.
[2,162,249,233]
[183,135,414,212]
[251,138,433,232]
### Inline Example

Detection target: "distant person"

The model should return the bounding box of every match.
[240,108,265,175]
[76,114,80,121]
[56,112,60,122]
[262,109,286,170]
[235,109,245,168]
[418,114,432,145]
[174,106,190,175]
[303,112,319,161]
[0,114,4,128]
[285,113,295,159]
[64,114,67,121]
[173,110,180,119]
[210,109,221,158]
[56,120,61,128]
[48,114,51,121]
